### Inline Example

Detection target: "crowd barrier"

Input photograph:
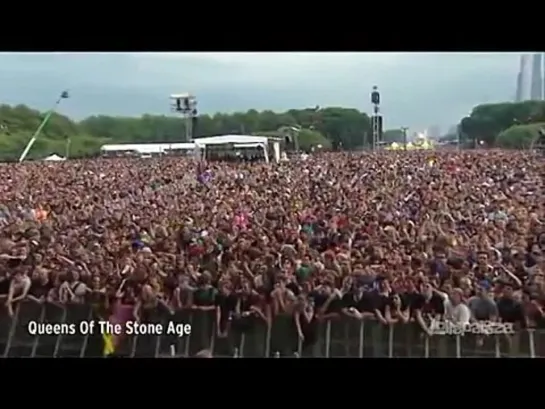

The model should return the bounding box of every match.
[1,301,543,358]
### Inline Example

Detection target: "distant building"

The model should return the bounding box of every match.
[427,125,441,140]
[516,53,544,102]
[543,52,545,100]
[530,53,543,100]
[447,125,458,136]
[516,54,532,101]
[515,72,523,102]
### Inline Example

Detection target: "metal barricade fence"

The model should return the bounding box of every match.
[0,303,542,358]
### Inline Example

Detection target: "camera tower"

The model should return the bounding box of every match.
[370,86,383,150]
[170,93,198,142]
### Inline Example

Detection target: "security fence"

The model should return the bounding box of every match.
[1,301,543,358]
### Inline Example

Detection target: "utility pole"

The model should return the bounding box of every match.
[401,127,409,151]
[65,136,71,159]
[456,124,461,150]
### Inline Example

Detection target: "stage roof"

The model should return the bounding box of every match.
[193,135,270,147]
[100,143,195,153]
[101,135,277,153]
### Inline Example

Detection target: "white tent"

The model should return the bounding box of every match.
[100,143,195,154]
[194,135,271,163]
[193,135,269,147]
[44,154,65,161]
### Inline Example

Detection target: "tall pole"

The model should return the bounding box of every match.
[19,90,69,163]
[65,136,71,159]
[185,115,193,142]
[456,124,461,150]
[370,86,382,150]
[401,127,409,150]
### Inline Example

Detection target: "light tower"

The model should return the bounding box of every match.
[170,93,198,141]
[401,126,409,150]
[370,86,383,150]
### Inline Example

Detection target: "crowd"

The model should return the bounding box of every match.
[0,150,543,357]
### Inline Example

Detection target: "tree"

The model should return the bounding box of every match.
[458,101,545,148]
[0,103,372,160]
[297,129,332,150]
[316,107,370,149]
[496,123,545,149]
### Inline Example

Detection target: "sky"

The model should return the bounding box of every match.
[0,52,522,134]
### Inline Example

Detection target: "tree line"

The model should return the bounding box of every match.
[0,100,543,161]
[0,104,374,160]
[459,100,545,149]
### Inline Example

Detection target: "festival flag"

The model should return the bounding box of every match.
[102,332,115,357]
[197,168,212,184]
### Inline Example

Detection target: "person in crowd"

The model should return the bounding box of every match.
[444,288,471,325]
[468,282,498,322]
[0,150,542,357]
[413,282,446,335]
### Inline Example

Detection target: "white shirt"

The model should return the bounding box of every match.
[447,303,471,325]
[437,291,471,325]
